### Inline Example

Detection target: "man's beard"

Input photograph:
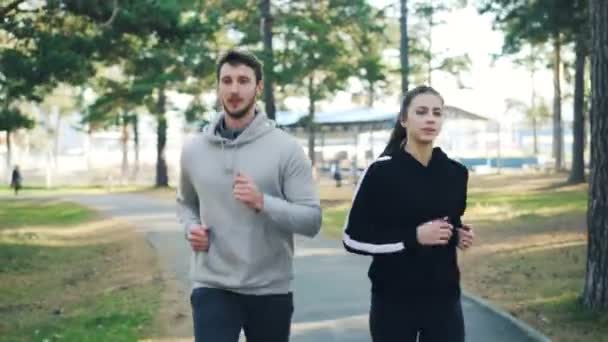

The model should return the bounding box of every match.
[223,96,256,119]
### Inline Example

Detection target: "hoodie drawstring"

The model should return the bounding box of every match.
[220,139,239,176]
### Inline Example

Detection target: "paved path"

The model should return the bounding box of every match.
[69,193,544,342]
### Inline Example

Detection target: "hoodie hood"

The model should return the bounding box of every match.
[201,111,276,175]
[203,111,276,146]
[397,146,449,171]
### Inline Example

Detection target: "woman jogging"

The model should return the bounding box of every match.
[342,85,475,342]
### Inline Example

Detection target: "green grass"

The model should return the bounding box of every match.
[467,242,608,341]
[0,199,94,230]
[322,204,349,238]
[0,185,145,196]
[4,285,160,342]
[0,199,161,341]
[456,186,608,341]
[464,189,587,233]
[0,242,106,274]
[320,188,588,238]
[468,189,587,214]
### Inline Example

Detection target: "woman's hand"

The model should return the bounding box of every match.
[457,224,474,250]
[416,218,453,246]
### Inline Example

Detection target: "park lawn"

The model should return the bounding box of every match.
[0,185,145,196]
[0,199,165,341]
[320,175,608,342]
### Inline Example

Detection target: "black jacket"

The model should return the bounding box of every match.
[343,147,468,299]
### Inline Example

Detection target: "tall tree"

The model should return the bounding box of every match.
[1,0,116,182]
[62,1,220,187]
[551,32,564,171]
[504,96,550,156]
[83,77,146,184]
[412,0,470,87]
[583,0,608,311]
[568,31,587,183]
[275,0,377,165]
[344,5,387,107]
[512,43,550,155]
[399,0,409,95]
[479,0,582,171]
[568,0,590,184]
[91,1,221,187]
[259,0,276,119]
[2,0,222,187]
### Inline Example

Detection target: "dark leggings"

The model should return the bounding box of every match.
[370,292,465,342]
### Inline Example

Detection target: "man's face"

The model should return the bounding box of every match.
[218,63,262,119]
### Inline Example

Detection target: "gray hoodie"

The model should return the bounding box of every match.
[177,111,322,295]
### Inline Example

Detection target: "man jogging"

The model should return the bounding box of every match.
[177,49,322,342]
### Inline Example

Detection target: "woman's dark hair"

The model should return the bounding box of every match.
[380,85,443,157]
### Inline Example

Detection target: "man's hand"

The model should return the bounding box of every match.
[188,225,210,252]
[233,172,264,212]
[457,224,474,250]
[416,217,453,246]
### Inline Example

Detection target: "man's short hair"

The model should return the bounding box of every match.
[216,49,263,83]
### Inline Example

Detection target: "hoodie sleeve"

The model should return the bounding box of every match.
[448,166,469,248]
[261,143,322,237]
[342,159,419,256]
[176,147,202,239]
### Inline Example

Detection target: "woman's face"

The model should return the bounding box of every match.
[401,93,444,145]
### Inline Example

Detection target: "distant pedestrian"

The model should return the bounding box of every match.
[343,86,475,342]
[332,161,342,187]
[10,165,22,196]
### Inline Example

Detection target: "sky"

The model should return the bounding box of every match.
[317,2,565,123]
[425,5,556,120]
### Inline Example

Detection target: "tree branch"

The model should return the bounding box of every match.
[101,0,119,28]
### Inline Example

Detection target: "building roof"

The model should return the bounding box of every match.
[276,105,490,129]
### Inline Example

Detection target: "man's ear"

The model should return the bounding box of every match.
[256,81,264,97]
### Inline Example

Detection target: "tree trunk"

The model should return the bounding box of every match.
[259,0,276,120]
[399,0,409,96]
[532,117,538,155]
[85,126,93,172]
[131,113,140,181]
[307,74,316,166]
[552,33,563,171]
[583,0,608,311]
[156,87,169,187]
[427,6,433,86]
[120,114,129,186]
[569,33,587,184]
[5,130,11,173]
[368,81,375,107]
[530,55,538,156]
[53,109,62,169]
[45,146,53,189]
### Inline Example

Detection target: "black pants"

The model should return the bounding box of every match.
[190,287,293,342]
[370,292,465,342]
